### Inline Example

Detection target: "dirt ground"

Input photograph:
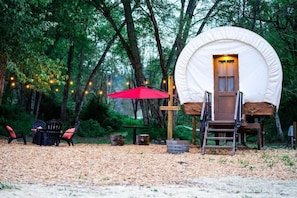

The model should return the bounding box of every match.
[1,139,297,197]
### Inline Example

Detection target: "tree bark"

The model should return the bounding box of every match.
[166,0,198,75]
[0,52,7,104]
[74,32,119,123]
[196,0,222,35]
[61,42,75,122]
[30,90,36,115]
[145,0,166,78]
[251,0,261,31]
[121,0,149,124]
[275,112,284,141]
[74,47,84,123]
[35,92,42,120]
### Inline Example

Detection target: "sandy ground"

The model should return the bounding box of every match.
[1,139,297,197]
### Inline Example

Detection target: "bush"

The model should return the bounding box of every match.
[143,124,166,141]
[38,95,61,121]
[0,104,34,136]
[81,96,123,131]
[77,119,109,138]
[173,125,192,140]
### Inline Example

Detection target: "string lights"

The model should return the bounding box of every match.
[7,76,172,96]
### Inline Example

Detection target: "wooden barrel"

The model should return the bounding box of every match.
[166,140,190,154]
[136,134,150,145]
[110,135,124,146]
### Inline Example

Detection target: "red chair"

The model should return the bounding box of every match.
[60,122,79,146]
[5,125,27,144]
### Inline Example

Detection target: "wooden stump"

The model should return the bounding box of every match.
[110,135,124,146]
[136,134,150,145]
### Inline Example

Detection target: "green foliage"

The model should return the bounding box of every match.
[1,0,296,147]
[81,96,123,131]
[1,0,66,94]
[173,125,192,141]
[263,117,280,143]
[281,155,295,167]
[0,182,17,190]
[145,124,167,141]
[238,159,254,171]
[121,117,143,125]
[38,95,62,121]
[77,119,108,138]
[7,57,65,94]
[0,104,34,136]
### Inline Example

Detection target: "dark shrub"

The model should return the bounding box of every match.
[81,96,123,130]
[77,119,108,137]
[0,104,34,136]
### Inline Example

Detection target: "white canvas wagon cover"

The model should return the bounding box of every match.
[175,26,283,109]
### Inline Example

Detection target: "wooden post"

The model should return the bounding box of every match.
[167,76,173,140]
[160,76,180,140]
[192,116,196,145]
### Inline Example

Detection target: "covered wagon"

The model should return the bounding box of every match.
[174,26,283,155]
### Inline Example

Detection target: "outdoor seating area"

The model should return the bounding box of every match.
[38,119,62,146]
[7,118,154,147]
[28,119,79,146]
[31,119,46,144]
[5,125,27,145]
[60,122,80,146]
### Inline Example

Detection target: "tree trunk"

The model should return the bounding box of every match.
[74,32,118,123]
[74,47,84,123]
[35,92,42,120]
[145,0,166,78]
[61,43,74,122]
[90,1,149,124]
[166,0,198,75]
[196,0,222,35]
[275,112,284,141]
[0,52,7,104]
[121,0,149,124]
[30,90,36,115]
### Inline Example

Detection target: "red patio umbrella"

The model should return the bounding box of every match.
[107,86,169,99]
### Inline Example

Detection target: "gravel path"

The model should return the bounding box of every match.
[1,140,297,197]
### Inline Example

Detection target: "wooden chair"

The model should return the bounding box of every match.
[60,122,79,146]
[39,119,62,146]
[5,125,27,144]
[31,119,46,144]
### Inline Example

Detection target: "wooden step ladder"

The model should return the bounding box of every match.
[201,120,237,156]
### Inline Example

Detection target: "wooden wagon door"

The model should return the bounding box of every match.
[213,55,239,120]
